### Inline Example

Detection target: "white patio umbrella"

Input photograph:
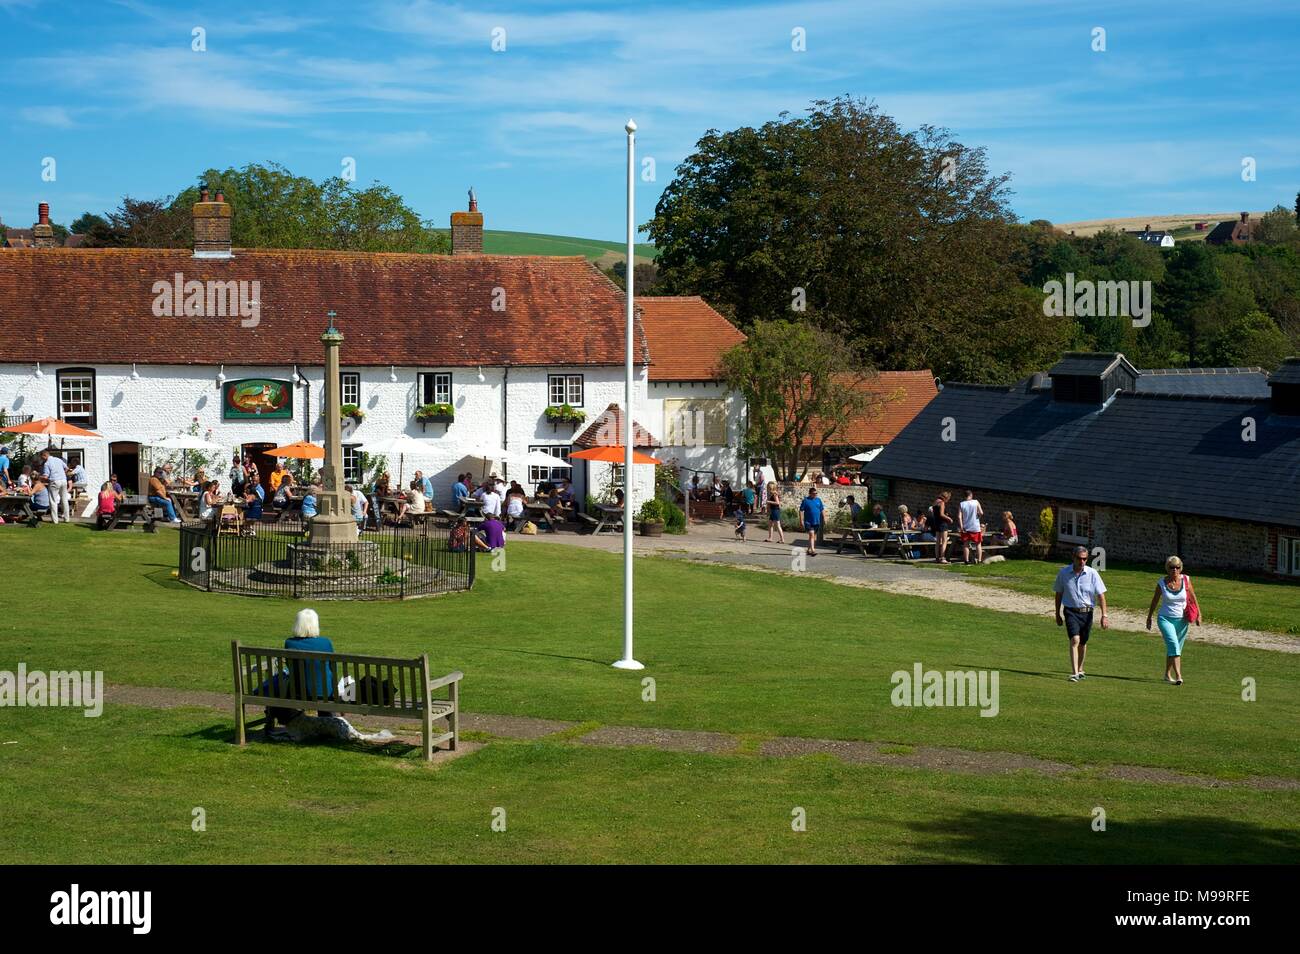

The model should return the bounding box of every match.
[511,448,570,468]
[364,433,432,487]
[465,444,512,480]
[848,447,884,463]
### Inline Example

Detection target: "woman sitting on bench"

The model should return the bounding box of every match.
[264,609,335,734]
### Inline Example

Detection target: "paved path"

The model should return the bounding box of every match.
[104,683,1298,791]
[514,527,1300,654]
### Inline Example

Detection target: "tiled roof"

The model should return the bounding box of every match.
[638,296,745,381]
[826,370,939,446]
[1049,352,1138,378]
[573,403,660,448]
[1269,358,1300,386]
[0,248,647,367]
[867,384,1300,528]
[1136,367,1271,398]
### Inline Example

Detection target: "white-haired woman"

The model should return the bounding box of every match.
[1145,556,1201,685]
[265,609,337,734]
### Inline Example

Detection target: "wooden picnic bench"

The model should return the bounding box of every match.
[100,496,159,532]
[0,494,40,527]
[231,640,462,761]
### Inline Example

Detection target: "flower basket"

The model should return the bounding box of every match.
[415,403,454,430]
[544,404,586,430]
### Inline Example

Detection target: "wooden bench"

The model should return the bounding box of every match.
[0,495,40,527]
[230,640,462,761]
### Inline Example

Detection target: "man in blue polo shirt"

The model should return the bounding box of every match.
[1054,545,1110,682]
[799,485,825,556]
[0,445,11,489]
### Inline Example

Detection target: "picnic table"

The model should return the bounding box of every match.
[523,501,560,533]
[103,495,159,532]
[0,494,40,527]
[585,503,624,535]
[170,490,200,519]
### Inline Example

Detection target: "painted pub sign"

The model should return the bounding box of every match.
[223,379,293,420]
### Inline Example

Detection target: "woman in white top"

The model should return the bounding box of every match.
[200,480,222,520]
[407,482,427,514]
[1145,555,1199,685]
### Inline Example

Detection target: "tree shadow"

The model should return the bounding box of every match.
[903,808,1300,864]
[485,647,611,666]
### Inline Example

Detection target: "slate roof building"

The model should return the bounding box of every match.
[866,352,1300,576]
[1206,212,1256,246]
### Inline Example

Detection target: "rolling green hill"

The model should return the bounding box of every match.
[435,229,658,265]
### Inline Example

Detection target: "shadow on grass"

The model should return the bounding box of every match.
[185,722,420,760]
[955,664,1153,684]
[485,647,611,666]
[904,809,1300,864]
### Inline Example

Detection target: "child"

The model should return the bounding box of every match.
[734,507,747,541]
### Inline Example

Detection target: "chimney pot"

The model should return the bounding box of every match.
[215,190,225,203]
[1241,211,1249,222]
[200,185,210,202]
[32,203,55,248]
[193,187,233,259]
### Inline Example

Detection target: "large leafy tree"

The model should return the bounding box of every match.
[720,319,882,481]
[648,97,1065,382]
[75,162,448,253]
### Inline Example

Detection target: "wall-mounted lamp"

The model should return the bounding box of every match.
[293,365,305,387]
[216,365,227,387]
[34,362,44,379]
[389,365,398,383]
[130,363,140,381]
[477,365,485,383]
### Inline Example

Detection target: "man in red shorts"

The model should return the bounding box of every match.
[958,489,984,564]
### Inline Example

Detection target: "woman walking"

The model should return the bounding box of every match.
[1145,555,1201,685]
[764,480,785,543]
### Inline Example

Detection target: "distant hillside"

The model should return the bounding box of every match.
[433,229,657,266]
[1053,212,1272,242]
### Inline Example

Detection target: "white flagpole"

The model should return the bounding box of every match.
[613,119,643,671]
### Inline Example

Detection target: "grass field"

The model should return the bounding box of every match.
[942,558,1300,635]
[1,526,1296,863]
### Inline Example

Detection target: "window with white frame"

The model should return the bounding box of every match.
[548,374,583,407]
[1279,536,1300,577]
[57,368,96,426]
[1057,507,1091,543]
[340,372,360,407]
[527,445,572,485]
[342,445,362,485]
[418,371,452,405]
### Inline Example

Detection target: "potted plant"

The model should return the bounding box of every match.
[1026,506,1054,560]
[544,403,587,430]
[341,404,365,422]
[638,498,665,536]
[414,402,454,429]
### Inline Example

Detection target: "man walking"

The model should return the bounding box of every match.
[40,449,70,523]
[799,485,825,556]
[1054,545,1109,682]
[959,489,984,564]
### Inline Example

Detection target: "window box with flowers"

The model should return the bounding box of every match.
[414,402,455,429]
[544,403,586,430]
[321,404,366,423]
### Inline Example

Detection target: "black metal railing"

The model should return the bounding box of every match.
[178,516,474,600]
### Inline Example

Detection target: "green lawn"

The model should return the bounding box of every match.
[939,557,1300,635]
[3,706,1295,864]
[1,526,1296,863]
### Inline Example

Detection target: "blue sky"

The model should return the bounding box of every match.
[2,0,1297,239]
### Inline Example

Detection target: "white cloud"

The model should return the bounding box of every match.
[19,105,74,127]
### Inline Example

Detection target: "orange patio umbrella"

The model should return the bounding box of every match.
[0,416,103,439]
[569,446,663,465]
[265,440,324,460]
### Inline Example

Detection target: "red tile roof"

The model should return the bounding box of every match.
[823,371,939,446]
[574,403,660,448]
[638,296,745,381]
[0,249,648,367]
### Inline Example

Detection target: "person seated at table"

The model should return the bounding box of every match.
[407,480,427,516]
[190,467,207,493]
[477,513,506,551]
[613,488,625,509]
[505,489,525,530]
[15,464,34,492]
[835,470,852,486]
[556,479,575,506]
[268,462,288,494]
[272,471,295,508]
[897,505,922,558]
[478,480,502,518]
[160,462,177,489]
[26,476,50,515]
[508,480,526,499]
[300,486,319,519]
[147,467,180,523]
[1001,510,1019,546]
[491,473,507,496]
[200,480,222,520]
[867,501,885,527]
[536,478,556,497]
[243,485,264,521]
[94,481,118,528]
[109,472,125,500]
[841,495,865,526]
[68,460,88,497]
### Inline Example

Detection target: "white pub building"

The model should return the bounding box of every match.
[0,193,746,510]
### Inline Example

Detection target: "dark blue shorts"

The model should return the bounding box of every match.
[1064,607,1094,644]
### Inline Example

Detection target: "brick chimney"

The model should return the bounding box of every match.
[32,203,55,248]
[450,188,483,255]
[1240,211,1249,223]
[192,185,232,259]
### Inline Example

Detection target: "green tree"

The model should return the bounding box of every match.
[720,320,881,481]
[1159,243,1222,364]
[1202,310,1292,369]
[69,212,108,237]
[1256,204,1298,245]
[647,97,1061,382]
